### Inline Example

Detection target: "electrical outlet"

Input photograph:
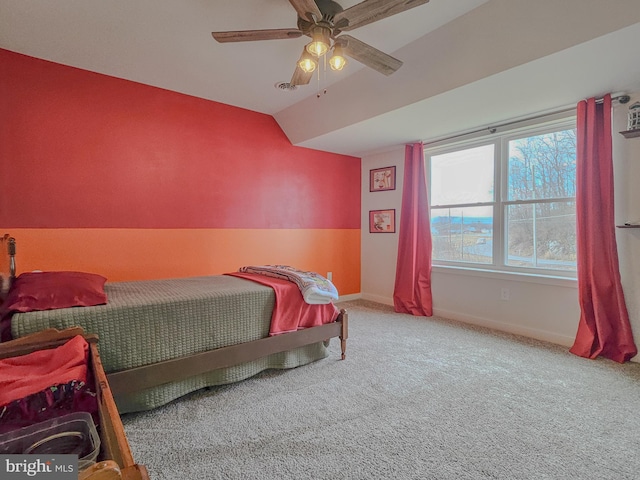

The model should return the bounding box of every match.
[501,288,510,301]
[327,272,333,281]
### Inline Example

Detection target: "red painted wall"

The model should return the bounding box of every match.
[0,49,361,293]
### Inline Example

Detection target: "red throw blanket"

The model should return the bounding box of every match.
[227,272,339,335]
[0,335,89,406]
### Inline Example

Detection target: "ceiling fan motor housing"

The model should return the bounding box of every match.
[313,0,344,20]
[297,0,344,33]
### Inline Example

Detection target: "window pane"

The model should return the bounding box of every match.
[506,202,576,270]
[431,206,493,264]
[507,129,577,201]
[431,145,494,205]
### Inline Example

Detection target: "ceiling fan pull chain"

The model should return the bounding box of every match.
[323,57,327,96]
[322,54,326,96]
[318,55,327,96]
[319,55,327,97]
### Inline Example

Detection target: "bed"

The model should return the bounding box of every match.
[0,236,348,414]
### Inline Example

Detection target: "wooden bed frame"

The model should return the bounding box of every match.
[2,235,348,401]
[107,314,347,396]
[0,327,150,480]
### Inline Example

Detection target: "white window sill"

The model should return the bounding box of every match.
[432,264,578,288]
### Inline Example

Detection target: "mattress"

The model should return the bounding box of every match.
[10,275,330,412]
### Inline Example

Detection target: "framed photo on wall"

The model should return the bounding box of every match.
[369,209,396,233]
[369,166,396,192]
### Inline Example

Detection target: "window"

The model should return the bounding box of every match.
[427,118,577,277]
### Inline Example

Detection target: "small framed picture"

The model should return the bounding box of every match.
[369,209,396,233]
[369,166,396,192]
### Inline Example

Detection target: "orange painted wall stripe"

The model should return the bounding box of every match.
[8,228,361,295]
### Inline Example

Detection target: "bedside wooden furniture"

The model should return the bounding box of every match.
[0,328,150,480]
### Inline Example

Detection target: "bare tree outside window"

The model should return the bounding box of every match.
[430,145,494,265]
[427,119,577,276]
[506,129,577,271]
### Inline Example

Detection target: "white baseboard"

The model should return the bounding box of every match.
[336,292,638,362]
[355,292,575,348]
[360,292,394,306]
[432,306,575,348]
[336,293,362,303]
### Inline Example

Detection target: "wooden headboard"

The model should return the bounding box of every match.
[1,234,16,297]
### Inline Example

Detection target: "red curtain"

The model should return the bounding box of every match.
[393,143,433,316]
[570,94,637,363]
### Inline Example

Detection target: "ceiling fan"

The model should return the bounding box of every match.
[211,0,430,87]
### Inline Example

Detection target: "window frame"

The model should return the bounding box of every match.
[426,116,577,279]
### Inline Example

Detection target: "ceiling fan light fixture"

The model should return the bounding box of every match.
[329,45,347,71]
[297,50,317,73]
[211,0,422,88]
[306,26,331,57]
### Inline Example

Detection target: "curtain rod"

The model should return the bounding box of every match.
[423,93,630,147]
[596,93,630,104]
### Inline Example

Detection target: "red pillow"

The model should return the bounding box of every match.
[1,271,108,313]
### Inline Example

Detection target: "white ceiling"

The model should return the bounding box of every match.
[2,0,640,157]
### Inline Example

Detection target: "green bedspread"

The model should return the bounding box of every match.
[10,275,329,413]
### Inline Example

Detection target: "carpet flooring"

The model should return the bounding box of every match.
[122,300,640,479]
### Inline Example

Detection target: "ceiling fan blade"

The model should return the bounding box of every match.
[212,29,302,43]
[291,65,314,86]
[288,0,323,22]
[338,35,403,76]
[334,0,430,31]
